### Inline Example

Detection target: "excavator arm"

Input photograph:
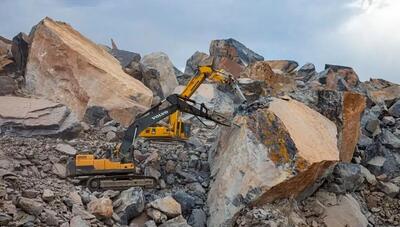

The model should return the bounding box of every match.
[140,65,246,140]
[120,93,230,162]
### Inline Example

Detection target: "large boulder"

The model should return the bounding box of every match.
[141,52,179,98]
[209,38,263,77]
[114,187,144,225]
[297,63,316,81]
[362,79,400,104]
[317,90,366,162]
[87,197,113,219]
[323,64,360,91]
[184,51,209,76]
[25,17,153,126]
[210,38,263,66]
[207,98,339,226]
[0,96,81,138]
[147,196,182,218]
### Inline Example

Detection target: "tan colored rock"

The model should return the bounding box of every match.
[317,90,366,162]
[240,61,296,95]
[265,60,298,74]
[320,65,360,91]
[147,196,181,218]
[87,197,113,219]
[146,207,167,223]
[141,52,179,98]
[207,98,339,226]
[0,56,13,71]
[25,17,153,126]
[0,96,81,137]
[323,194,368,227]
[0,36,12,56]
[368,84,400,104]
[240,61,275,81]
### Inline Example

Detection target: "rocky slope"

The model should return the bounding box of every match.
[0,17,400,227]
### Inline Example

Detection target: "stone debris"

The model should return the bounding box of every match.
[56,143,77,156]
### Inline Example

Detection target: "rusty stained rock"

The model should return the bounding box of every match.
[25,17,153,127]
[317,90,366,162]
[207,98,339,227]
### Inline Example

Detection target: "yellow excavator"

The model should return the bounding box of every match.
[139,65,246,140]
[67,65,246,191]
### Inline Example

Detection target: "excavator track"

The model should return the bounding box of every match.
[82,174,157,191]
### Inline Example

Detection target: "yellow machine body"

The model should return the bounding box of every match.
[140,66,230,140]
[74,154,134,172]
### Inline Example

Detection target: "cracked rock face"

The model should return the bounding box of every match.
[0,96,81,138]
[207,98,340,226]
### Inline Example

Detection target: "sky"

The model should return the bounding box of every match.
[0,0,399,83]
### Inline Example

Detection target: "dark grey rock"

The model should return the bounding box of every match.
[358,133,373,149]
[365,119,381,136]
[380,129,400,149]
[188,209,206,227]
[325,163,364,194]
[173,191,196,215]
[17,197,44,216]
[114,187,144,225]
[298,63,316,81]
[11,32,29,73]
[110,48,141,68]
[0,212,12,225]
[83,106,111,126]
[389,100,400,117]
[0,76,17,95]
[184,51,209,76]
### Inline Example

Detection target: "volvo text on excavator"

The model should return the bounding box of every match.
[67,65,246,191]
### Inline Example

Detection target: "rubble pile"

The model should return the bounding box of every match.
[0,16,399,227]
